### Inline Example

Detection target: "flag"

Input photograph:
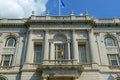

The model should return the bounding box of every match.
[61,0,65,8]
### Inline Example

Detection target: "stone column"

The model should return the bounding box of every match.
[43,30,49,63]
[67,40,71,60]
[88,30,96,63]
[72,30,79,64]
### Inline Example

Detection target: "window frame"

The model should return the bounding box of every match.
[105,37,115,46]
[1,55,13,67]
[55,43,66,60]
[34,42,43,64]
[78,44,87,64]
[6,38,16,47]
[108,54,119,66]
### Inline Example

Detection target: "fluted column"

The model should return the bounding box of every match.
[43,30,49,63]
[72,30,79,64]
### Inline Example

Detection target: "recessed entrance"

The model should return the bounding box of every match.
[48,77,73,80]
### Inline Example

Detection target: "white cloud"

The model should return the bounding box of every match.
[0,0,48,18]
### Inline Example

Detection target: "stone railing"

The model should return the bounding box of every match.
[93,18,120,23]
[0,19,26,23]
[30,16,89,21]
[0,66,13,70]
[43,59,77,65]
[109,65,120,70]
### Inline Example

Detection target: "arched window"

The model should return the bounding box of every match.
[6,38,16,47]
[105,37,115,46]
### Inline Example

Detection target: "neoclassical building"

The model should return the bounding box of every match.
[0,11,120,80]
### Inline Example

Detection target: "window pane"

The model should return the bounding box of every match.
[111,60,118,65]
[2,55,12,67]
[34,43,42,63]
[3,61,9,66]
[108,54,119,66]
[78,45,87,64]
[7,38,15,47]
[55,44,65,60]
[105,38,115,46]
[110,55,117,60]
[4,55,10,61]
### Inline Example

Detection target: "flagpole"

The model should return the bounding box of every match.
[59,0,61,16]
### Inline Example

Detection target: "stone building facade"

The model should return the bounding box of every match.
[0,12,120,80]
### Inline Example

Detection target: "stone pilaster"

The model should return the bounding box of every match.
[50,40,54,60]
[88,30,96,63]
[72,30,78,64]
[23,30,33,69]
[43,30,49,63]
[67,39,71,60]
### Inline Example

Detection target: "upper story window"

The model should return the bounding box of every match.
[105,37,115,46]
[6,38,16,47]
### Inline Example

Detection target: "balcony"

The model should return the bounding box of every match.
[36,59,84,72]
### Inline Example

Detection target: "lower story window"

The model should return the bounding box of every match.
[1,55,13,67]
[108,54,119,66]
[34,42,42,64]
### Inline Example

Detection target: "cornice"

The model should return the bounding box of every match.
[0,23,28,28]
[92,23,120,27]
[28,19,93,24]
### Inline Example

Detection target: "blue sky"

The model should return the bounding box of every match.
[46,0,120,18]
[0,0,120,18]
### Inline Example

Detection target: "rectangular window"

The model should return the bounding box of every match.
[34,42,42,64]
[108,54,119,66]
[55,44,66,60]
[1,55,13,67]
[78,44,87,64]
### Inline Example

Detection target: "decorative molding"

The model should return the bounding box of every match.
[94,32,100,36]
[32,39,43,42]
